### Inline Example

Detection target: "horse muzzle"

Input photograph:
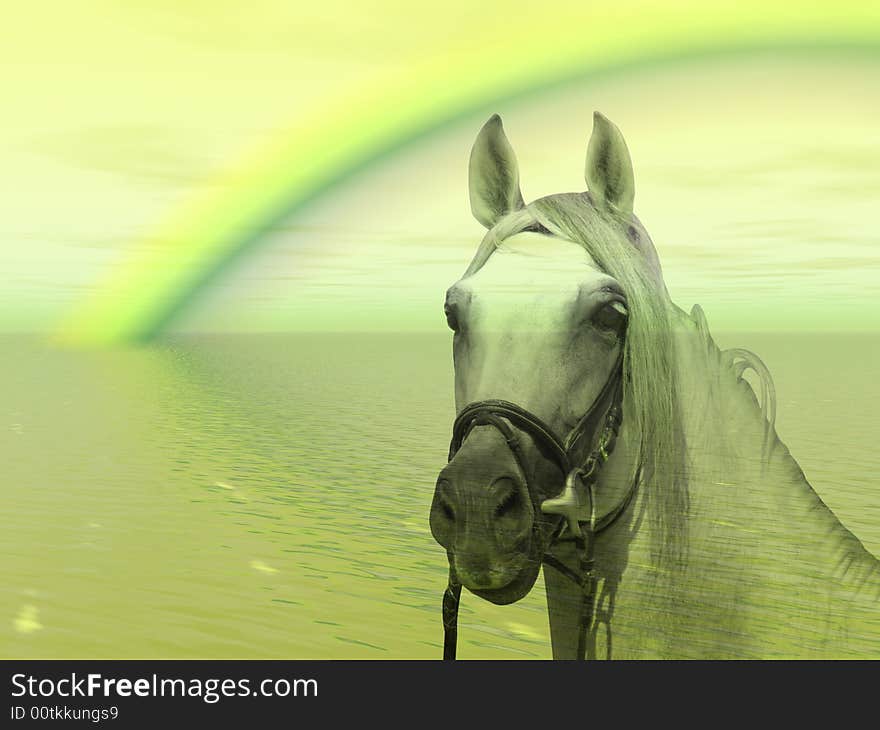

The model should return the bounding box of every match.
[430,425,545,600]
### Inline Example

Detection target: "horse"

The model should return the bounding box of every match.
[429,112,880,659]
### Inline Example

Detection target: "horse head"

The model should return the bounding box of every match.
[430,112,669,608]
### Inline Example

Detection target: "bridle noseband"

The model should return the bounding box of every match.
[441,349,641,660]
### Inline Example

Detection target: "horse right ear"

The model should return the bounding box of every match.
[469,115,525,228]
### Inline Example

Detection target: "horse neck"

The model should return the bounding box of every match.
[660,306,880,653]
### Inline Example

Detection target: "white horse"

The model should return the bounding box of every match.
[430,113,880,659]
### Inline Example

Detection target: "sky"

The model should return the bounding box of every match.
[1,2,879,336]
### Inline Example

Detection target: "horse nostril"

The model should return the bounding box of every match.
[429,482,457,549]
[494,489,520,518]
[440,499,455,521]
[492,477,523,519]
[432,477,457,523]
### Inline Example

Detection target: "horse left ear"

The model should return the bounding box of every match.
[585,112,634,216]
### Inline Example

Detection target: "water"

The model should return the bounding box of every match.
[2,332,878,658]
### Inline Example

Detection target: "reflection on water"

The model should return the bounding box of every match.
[1,333,878,658]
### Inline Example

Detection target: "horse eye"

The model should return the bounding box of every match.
[593,301,628,334]
[444,304,460,332]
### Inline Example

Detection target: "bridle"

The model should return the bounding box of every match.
[441,348,641,660]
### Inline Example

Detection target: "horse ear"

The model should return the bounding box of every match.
[585,112,634,216]
[469,114,524,228]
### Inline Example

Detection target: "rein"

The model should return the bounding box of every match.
[441,351,640,660]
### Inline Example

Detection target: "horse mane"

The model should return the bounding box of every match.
[689,303,778,464]
[465,192,690,572]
